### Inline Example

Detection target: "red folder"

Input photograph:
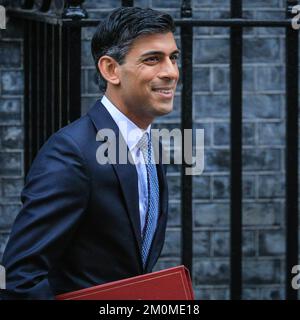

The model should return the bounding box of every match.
[56,265,194,300]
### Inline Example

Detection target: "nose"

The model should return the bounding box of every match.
[158,57,179,81]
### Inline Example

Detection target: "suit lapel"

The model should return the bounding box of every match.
[87,100,143,259]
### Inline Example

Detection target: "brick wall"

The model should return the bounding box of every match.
[0,0,24,268]
[0,0,297,300]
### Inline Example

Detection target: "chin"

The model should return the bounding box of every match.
[155,105,173,116]
[147,100,174,117]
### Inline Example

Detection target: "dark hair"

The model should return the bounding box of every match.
[91,7,176,93]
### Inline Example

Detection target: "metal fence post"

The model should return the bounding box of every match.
[285,0,299,300]
[180,0,193,275]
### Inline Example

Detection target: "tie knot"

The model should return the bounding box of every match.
[137,132,150,152]
[137,132,151,164]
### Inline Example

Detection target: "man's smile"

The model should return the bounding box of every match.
[151,86,175,99]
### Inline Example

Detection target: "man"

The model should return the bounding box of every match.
[1,7,179,299]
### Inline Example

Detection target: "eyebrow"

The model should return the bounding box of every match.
[140,49,180,58]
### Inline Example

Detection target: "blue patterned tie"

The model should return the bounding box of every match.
[138,132,160,268]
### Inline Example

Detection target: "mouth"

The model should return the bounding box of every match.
[151,87,174,99]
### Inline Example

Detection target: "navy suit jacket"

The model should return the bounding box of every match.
[1,100,168,299]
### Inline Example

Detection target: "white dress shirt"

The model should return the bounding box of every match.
[101,95,151,234]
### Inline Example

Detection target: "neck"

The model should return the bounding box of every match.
[104,91,152,130]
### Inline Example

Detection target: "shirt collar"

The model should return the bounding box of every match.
[101,95,151,152]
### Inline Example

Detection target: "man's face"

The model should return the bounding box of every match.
[113,32,179,128]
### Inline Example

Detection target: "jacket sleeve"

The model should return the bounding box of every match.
[0,130,90,300]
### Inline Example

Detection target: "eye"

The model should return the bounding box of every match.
[143,56,160,64]
[170,54,179,63]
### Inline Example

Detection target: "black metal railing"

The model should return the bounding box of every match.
[180,0,193,286]
[23,21,82,172]
[230,0,243,300]
[285,0,299,301]
[7,0,300,300]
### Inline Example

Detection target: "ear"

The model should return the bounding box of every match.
[98,56,120,86]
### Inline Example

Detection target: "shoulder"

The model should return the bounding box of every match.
[56,114,95,147]
[26,114,95,179]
